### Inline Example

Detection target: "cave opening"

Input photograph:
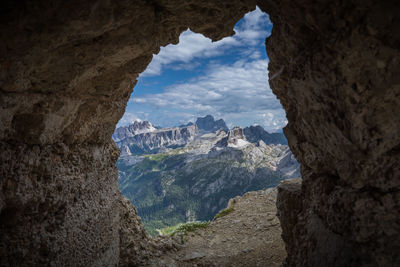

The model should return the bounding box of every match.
[113,7,299,243]
[2,1,398,266]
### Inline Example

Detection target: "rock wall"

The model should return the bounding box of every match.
[276,179,302,266]
[259,0,400,266]
[0,141,121,266]
[1,0,399,266]
[0,0,256,265]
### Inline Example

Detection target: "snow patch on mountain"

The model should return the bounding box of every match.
[228,138,250,148]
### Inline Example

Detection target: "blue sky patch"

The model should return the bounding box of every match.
[118,7,287,133]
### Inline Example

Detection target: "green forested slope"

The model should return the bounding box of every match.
[117,147,288,236]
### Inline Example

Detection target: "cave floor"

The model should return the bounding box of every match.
[150,188,286,266]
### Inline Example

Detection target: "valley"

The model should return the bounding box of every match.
[114,115,300,235]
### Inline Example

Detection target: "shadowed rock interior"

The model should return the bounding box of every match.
[0,0,399,266]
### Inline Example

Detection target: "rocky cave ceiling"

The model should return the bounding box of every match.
[0,0,399,266]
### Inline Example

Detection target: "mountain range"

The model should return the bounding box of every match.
[114,115,300,235]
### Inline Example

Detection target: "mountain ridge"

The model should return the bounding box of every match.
[114,115,299,235]
[195,115,229,133]
[114,115,288,155]
[117,124,199,156]
[113,120,157,142]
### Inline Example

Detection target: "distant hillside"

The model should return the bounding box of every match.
[114,115,299,235]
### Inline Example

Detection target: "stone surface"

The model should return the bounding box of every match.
[151,188,286,266]
[0,141,121,266]
[119,196,183,266]
[119,197,159,266]
[276,178,303,266]
[0,0,256,265]
[260,0,400,265]
[1,0,399,266]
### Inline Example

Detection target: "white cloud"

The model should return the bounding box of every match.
[142,30,239,76]
[141,6,270,77]
[132,57,287,132]
[240,6,272,31]
[249,51,262,59]
[126,6,286,132]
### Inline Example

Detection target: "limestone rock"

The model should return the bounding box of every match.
[195,115,229,133]
[119,197,156,266]
[113,121,157,142]
[116,124,199,155]
[0,0,256,265]
[261,0,400,265]
[1,0,399,265]
[152,188,286,266]
[276,178,302,266]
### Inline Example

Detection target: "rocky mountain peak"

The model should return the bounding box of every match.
[215,126,250,148]
[195,115,229,132]
[113,120,156,142]
[226,127,249,148]
[127,120,157,135]
[115,124,199,155]
[113,117,291,156]
[228,127,246,140]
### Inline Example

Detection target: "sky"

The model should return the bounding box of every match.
[118,7,287,133]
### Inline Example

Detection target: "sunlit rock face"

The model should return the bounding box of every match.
[112,121,157,142]
[116,124,199,155]
[261,0,400,266]
[0,0,399,266]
